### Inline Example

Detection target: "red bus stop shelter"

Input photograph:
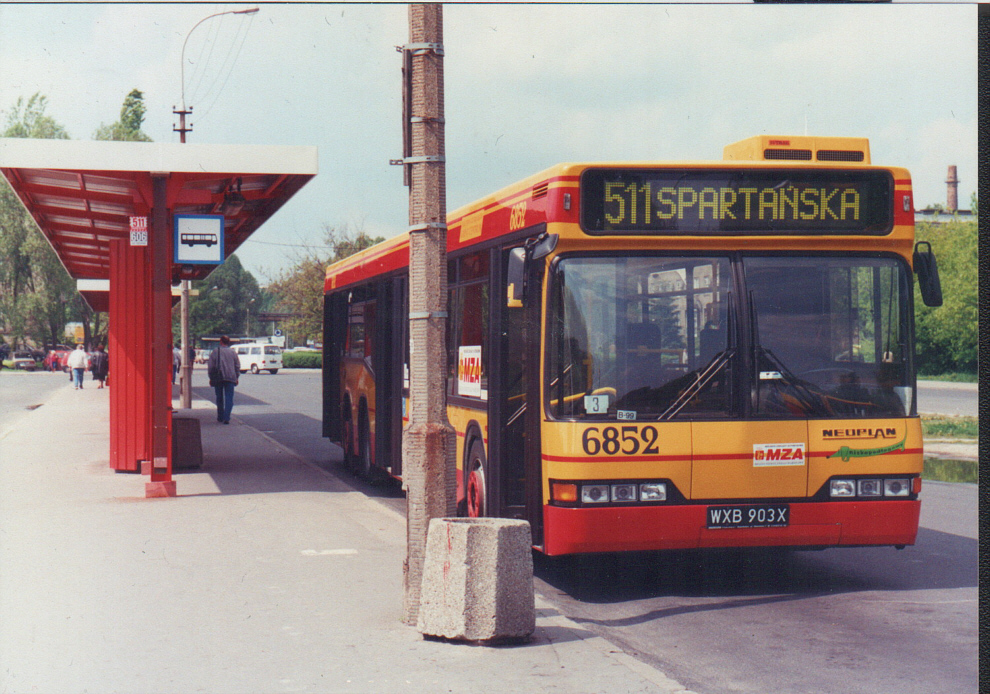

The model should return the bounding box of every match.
[0,138,317,497]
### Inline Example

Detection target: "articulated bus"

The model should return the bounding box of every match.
[322,135,943,556]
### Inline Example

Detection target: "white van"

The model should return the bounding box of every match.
[233,343,283,374]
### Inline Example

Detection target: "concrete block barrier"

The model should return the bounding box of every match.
[171,415,203,470]
[417,517,535,642]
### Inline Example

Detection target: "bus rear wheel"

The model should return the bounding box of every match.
[341,400,355,469]
[466,439,486,518]
[250,364,259,374]
[357,405,373,478]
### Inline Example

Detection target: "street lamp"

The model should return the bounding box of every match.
[173,8,257,409]
[173,7,259,143]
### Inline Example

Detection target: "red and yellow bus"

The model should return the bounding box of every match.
[322,135,942,556]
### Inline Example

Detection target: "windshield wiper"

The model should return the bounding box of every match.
[658,348,735,421]
[754,345,832,417]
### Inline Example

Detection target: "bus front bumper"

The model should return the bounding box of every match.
[541,500,920,556]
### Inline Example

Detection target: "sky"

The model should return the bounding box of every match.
[0,2,978,283]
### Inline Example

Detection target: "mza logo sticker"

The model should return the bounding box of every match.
[753,442,805,467]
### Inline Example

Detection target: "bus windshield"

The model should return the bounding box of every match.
[547,254,911,420]
[746,256,910,419]
[548,255,735,420]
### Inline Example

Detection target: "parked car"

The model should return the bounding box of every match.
[232,343,283,374]
[11,351,38,370]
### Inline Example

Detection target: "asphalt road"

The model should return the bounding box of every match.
[5,368,976,693]
[916,380,979,417]
[532,479,977,694]
[225,369,976,694]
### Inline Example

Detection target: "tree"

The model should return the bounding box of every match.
[267,224,384,346]
[913,219,978,375]
[176,254,263,343]
[3,94,69,139]
[93,89,152,142]
[0,93,81,350]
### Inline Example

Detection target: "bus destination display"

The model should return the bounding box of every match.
[581,168,894,235]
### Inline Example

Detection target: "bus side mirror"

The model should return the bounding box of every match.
[507,247,526,306]
[506,234,557,307]
[913,241,943,308]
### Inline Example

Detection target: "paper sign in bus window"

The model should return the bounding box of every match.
[584,394,609,414]
[457,346,482,398]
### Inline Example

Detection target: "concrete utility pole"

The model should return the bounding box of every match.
[401,3,456,625]
[173,6,259,409]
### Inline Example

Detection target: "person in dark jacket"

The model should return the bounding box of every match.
[89,344,109,388]
[207,335,240,424]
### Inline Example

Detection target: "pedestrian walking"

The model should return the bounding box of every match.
[207,336,240,424]
[172,344,182,384]
[66,344,89,390]
[89,344,109,389]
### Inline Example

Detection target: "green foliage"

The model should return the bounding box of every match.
[3,94,70,139]
[922,458,977,484]
[913,220,978,375]
[921,415,978,439]
[282,351,322,369]
[175,254,263,343]
[266,225,384,346]
[0,94,85,349]
[94,89,152,142]
[917,372,978,383]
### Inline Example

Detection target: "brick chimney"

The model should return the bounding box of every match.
[946,165,959,212]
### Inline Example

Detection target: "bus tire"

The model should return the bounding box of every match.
[357,402,373,478]
[268,369,278,375]
[466,439,487,518]
[250,364,259,374]
[341,398,355,469]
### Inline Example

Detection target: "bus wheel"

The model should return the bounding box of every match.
[341,400,354,469]
[250,364,259,374]
[466,439,486,518]
[358,404,373,478]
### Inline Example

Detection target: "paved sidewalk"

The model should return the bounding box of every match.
[0,383,688,694]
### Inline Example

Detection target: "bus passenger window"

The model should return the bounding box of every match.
[447,251,490,399]
[347,306,365,358]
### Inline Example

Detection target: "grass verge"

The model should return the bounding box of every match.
[917,372,978,383]
[920,415,978,439]
[922,457,978,484]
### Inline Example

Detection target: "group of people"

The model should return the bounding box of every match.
[66,343,109,390]
[65,337,240,425]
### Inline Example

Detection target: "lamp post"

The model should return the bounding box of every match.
[173,7,258,409]
[174,7,259,143]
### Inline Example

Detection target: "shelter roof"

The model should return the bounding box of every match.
[0,138,317,309]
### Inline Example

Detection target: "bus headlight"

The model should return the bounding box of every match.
[857,479,883,497]
[581,485,610,503]
[611,484,638,502]
[639,482,667,501]
[830,479,856,497]
[883,479,911,497]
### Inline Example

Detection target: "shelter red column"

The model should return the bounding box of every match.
[108,239,153,472]
[146,173,176,497]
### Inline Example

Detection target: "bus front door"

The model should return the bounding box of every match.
[489,244,544,543]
